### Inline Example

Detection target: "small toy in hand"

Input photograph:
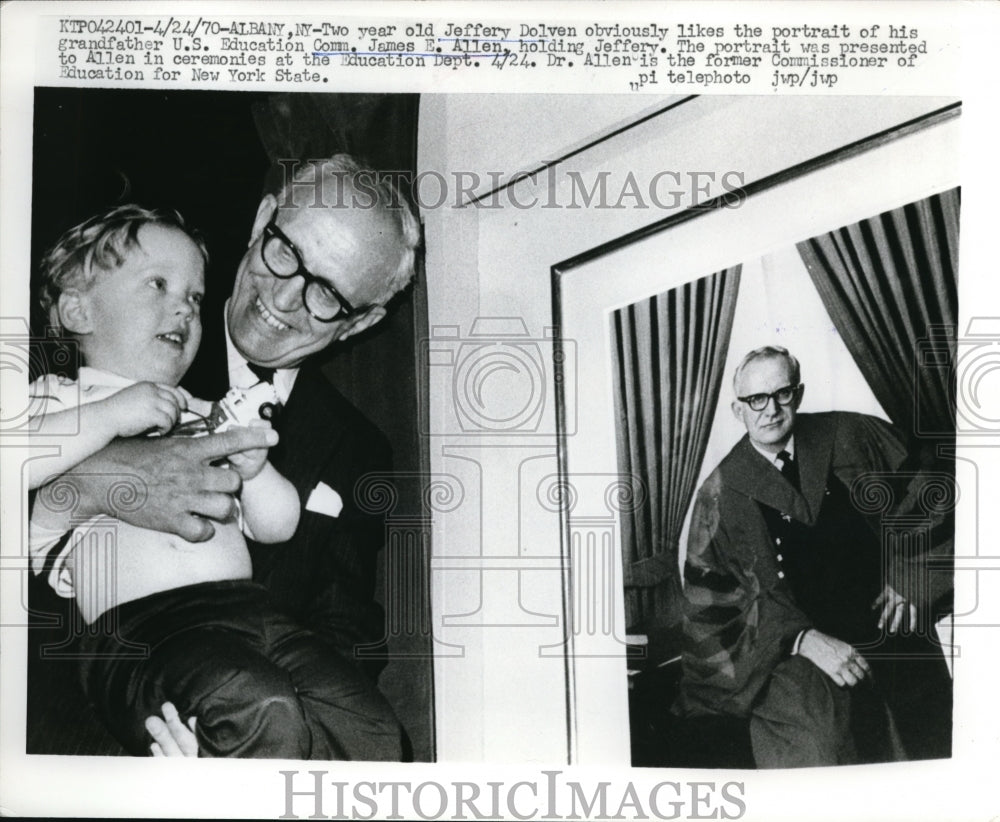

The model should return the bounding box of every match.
[171,382,280,437]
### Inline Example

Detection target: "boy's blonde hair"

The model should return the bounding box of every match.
[38,204,208,333]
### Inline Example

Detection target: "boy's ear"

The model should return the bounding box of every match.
[56,289,93,335]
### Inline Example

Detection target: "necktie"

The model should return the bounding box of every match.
[776,449,800,490]
[247,361,276,385]
[243,362,282,423]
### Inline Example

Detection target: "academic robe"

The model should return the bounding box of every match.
[675,411,917,718]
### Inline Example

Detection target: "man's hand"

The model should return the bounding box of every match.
[873,584,917,635]
[146,702,199,757]
[34,427,278,542]
[797,629,871,688]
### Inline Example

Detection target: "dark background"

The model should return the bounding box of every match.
[28,87,432,760]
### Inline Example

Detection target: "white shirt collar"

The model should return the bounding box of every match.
[77,366,136,389]
[223,300,299,405]
[750,435,795,469]
[75,366,214,419]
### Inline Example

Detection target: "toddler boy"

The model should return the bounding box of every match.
[29,205,402,759]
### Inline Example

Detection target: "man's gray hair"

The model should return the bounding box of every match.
[277,154,421,305]
[732,345,801,393]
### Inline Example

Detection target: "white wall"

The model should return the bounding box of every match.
[418,94,958,764]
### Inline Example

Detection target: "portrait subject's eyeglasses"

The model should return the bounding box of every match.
[260,218,367,323]
[737,384,802,412]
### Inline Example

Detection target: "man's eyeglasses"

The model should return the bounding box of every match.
[737,384,802,412]
[260,218,366,323]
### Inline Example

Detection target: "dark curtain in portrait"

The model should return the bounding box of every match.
[796,188,960,442]
[611,266,742,631]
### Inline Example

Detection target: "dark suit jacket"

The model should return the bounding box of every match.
[675,412,912,718]
[182,310,392,671]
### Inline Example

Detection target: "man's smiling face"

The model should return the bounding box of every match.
[227,190,401,369]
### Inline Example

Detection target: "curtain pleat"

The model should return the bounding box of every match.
[611,266,742,630]
[796,189,960,439]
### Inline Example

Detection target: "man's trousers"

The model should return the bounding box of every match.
[78,580,404,759]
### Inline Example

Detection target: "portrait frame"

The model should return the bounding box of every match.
[550,98,961,766]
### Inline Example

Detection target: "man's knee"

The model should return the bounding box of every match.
[750,656,854,768]
[193,666,311,759]
[299,679,405,761]
[771,655,844,708]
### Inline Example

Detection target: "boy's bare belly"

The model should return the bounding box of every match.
[68,518,252,624]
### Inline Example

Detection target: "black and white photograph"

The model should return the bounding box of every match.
[23,87,433,763]
[549,95,967,773]
[600,168,958,770]
[1,3,998,820]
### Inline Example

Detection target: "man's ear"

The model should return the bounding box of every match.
[731,400,743,422]
[56,289,93,335]
[793,383,805,409]
[336,305,387,342]
[248,194,278,247]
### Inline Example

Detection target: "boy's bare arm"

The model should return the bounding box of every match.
[224,421,299,543]
[29,404,121,491]
[240,461,300,543]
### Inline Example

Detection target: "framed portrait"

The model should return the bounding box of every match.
[551,99,960,766]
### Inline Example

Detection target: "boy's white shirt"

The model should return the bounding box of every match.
[30,311,315,596]
[305,482,344,518]
[29,367,213,597]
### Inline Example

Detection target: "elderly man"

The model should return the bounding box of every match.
[676,346,951,768]
[32,154,421,758]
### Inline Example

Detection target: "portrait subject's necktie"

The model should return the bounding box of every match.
[776,449,800,490]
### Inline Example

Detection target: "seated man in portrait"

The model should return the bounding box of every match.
[675,345,952,768]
